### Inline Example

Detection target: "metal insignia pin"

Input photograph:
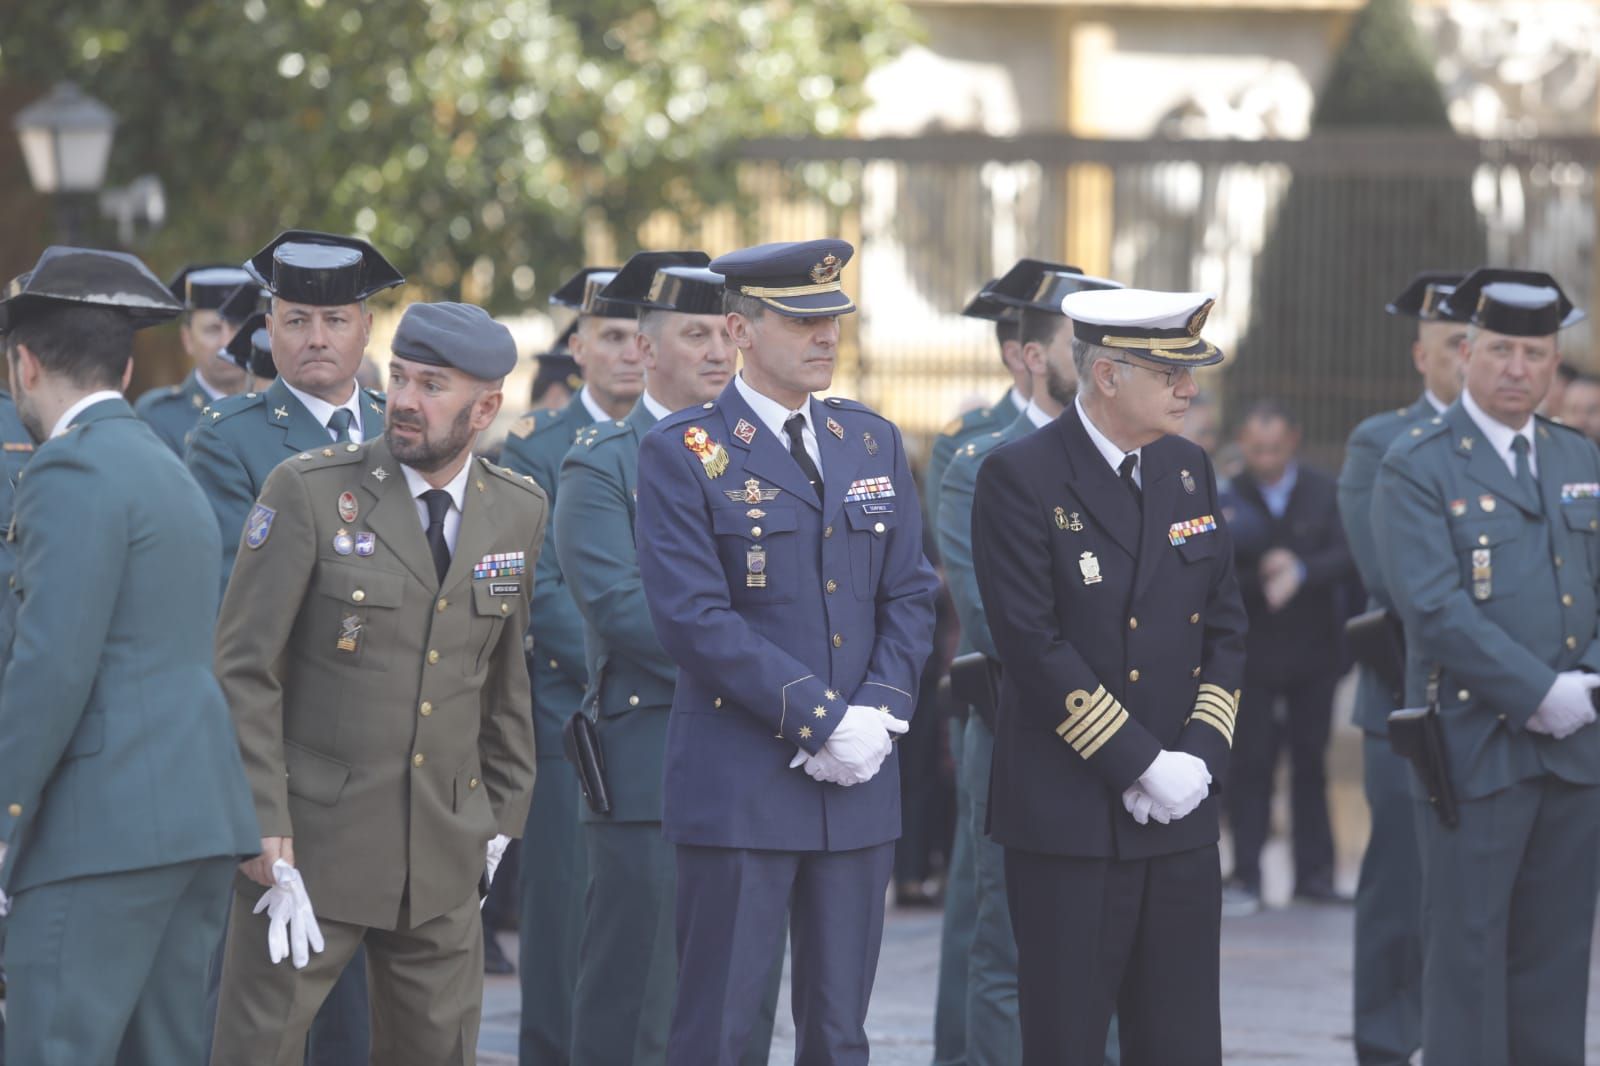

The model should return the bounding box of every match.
[372,466,389,482]
[355,532,376,556]
[1479,494,1497,513]
[1449,499,1467,517]
[1180,469,1196,495]
[733,418,757,445]
[1068,511,1084,532]
[1054,507,1068,530]
[1079,551,1103,586]
[333,529,354,556]
[336,614,363,653]
[338,491,358,524]
[863,432,878,456]
[746,545,768,588]
[826,417,845,440]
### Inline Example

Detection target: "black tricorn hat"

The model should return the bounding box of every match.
[168,263,255,314]
[599,251,717,315]
[1443,268,1586,337]
[244,230,403,306]
[223,311,275,379]
[1385,271,1469,321]
[0,246,182,333]
[550,266,636,318]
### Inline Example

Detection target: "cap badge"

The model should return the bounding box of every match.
[810,254,842,285]
[1186,299,1214,337]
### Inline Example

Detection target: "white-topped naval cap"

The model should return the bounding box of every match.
[1061,288,1225,366]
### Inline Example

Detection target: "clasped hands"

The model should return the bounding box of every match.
[789,704,908,787]
[1526,671,1600,739]
[1122,750,1212,826]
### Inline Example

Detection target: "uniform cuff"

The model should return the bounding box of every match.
[1186,683,1239,746]
[782,676,847,754]
[850,680,914,723]
[1057,685,1131,759]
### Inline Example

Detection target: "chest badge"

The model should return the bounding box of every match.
[355,532,376,556]
[336,613,363,653]
[733,418,757,445]
[1079,551,1103,586]
[726,478,781,505]
[825,417,845,440]
[683,426,730,479]
[746,544,768,588]
[1449,499,1467,517]
[338,491,358,524]
[333,529,354,556]
[863,431,879,456]
[1180,469,1196,495]
[1479,494,1497,513]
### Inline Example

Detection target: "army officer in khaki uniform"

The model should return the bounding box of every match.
[211,301,544,1066]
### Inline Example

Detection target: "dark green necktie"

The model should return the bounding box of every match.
[327,407,355,442]
[1512,435,1539,506]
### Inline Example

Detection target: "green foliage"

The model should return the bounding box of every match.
[1313,0,1451,129]
[0,0,916,311]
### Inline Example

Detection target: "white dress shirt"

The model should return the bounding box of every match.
[641,390,673,421]
[1076,394,1141,488]
[1424,389,1449,414]
[194,370,227,402]
[1461,387,1537,478]
[1007,386,1028,416]
[282,380,364,443]
[1022,399,1054,430]
[51,389,124,439]
[1258,463,1299,520]
[735,372,822,476]
[402,456,473,553]
[578,386,612,426]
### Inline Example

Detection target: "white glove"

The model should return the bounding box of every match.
[789,746,861,786]
[823,705,906,781]
[485,833,511,886]
[1527,671,1600,739]
[1121,786,1172,826]
[0,839,8,917]
[1138,750,1212,821]
[253,859,325,969]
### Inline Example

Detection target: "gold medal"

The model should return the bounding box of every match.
[683,426,730,479]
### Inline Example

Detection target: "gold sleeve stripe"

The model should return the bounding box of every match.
[1190,708,1234,741]
[1080,709,1129,758]
[1195,695,1236,721]
[1062,702,1117,746]
[1056,686,1129,757]
[1198,683,1236,707]
[1058,689,1117,744]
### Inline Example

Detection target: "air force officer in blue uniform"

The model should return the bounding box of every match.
[636,239,938,1065]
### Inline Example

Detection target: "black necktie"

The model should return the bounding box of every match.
[327,407,355,442]
[1119,452,1142,504]
[1512,435,1540,509]
[784,414,823,501]
[422,489,452,583]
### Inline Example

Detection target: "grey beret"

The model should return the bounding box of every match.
[391,301,517,380]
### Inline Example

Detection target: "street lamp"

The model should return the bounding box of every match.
[13,81,118,244]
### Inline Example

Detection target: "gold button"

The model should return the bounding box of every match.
[1591,519,1597,531]
[548,658,558,669]
[412,753,425,767]
[1567,636,1579,649]
[6,803,19,816]
[1192,666,1201,678]
[826,579,838,594]
[1129,669,1141,682]
[1498,712,1508,722]
[628,695,640,707]
[469,777,479,789]
[713,697,723,709]
[1457,689,1470,701]
[873,522,885,534]
[1563,594,1575,606]
[437,598,448,612]
[751,526,763,538]
[1190,613,1200,624]
[420,701,433,717]
[832,633,844,648]
[1128,617,1138,630]
[500,602,510,615]
[1478,534,1489,546]
[352,589,366,603]
[427,649,440,664]
[1556,555,1565,567]
[824,525,834,538]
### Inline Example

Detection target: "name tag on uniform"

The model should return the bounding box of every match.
[1168,515,1218,546]
[474,552,525,579]
[1562,482,1600,503]
[489,582,520,596]
[862,503,894,514]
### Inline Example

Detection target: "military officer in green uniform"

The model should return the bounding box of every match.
[187,230,402,1064]
[1374,269,1600,1066]
[0,246,260,1065]
[1338,270,1466,1066]
[137,265,259,455]
[211,300,542,1065]
[554,251,777,1065]
[186,231,399,598]
[939,267,1123,1066]
[501,265,641,1066]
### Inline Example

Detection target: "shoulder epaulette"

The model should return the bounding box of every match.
[576,419,636,451]
[289,441,368,469]
[656,402,711,430]
[200,389,268,427]
[821,395,887,422]
[1387,415,1452,456]
[479,455,549,497]
[1537,412,1586,440]
[529,404,587,440]
[938,405,995,438]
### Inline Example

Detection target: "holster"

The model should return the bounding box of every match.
[949,651,1003,732]
[563,710,612,817]
[1388,668,1457,829]
[1345,606,1406,702]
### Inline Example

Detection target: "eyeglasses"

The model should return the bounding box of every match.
[1110,358,1194,389]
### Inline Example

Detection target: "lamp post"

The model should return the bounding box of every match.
[13,81,118,246]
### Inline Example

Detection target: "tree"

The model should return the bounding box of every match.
[0,0,916,311]
[1228,0,1486,458]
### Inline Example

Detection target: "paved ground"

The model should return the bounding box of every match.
[478,676,1600,1064]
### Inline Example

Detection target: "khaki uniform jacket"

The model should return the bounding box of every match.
[216,437,546,929]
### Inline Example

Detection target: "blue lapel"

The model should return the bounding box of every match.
[813,399,865,523]
[715,381,818,509]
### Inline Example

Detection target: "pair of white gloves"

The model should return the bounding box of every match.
[1121,750,1212,826]
[254,834,512,970]
[788,704,908,786]
[1528,671,1600,739]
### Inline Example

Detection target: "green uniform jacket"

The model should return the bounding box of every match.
[186,376,387,598]
[500,394,594,757]
[1338,394,1436,735]
[0,397,259,892]
[214,439,545,929]
[1374,402,1600,799]
[925,394,1016,534]
[134,372,211,457]
[938,414,1034,660]
[0,389,36,673]
[554,401,676,823]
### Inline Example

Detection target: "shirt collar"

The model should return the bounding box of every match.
[1260,462,1299,498]
[1022,399,1055,429]
[1075,393,1137,474]
[1424,389,1449,414]
[193,370,227,402]
[1007,386,1028,415]
[281,379,361,435]
[51,389,123,439]
[578,386,611,425]
[734,371,809,440]
[640,389,673,421]
[401,454,474,513]
[1461,386,1535,467]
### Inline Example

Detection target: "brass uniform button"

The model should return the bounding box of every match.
[1478,534,1489,546]
[1190,613,1200,624]
[1128,617,1138,630]
[751,526,763,538]
[352,589,366,603]
[1567,636,1579,650]
[824,525,834,538]
[420,701,433,717]
[1457,689,1470,702]
[826,579,838,594]
[713,697,723,709]
[548,659,559,670]
[628,695,640,707]
[1128,669,1141,682]
[873,522,885,534]
[832,634,844,648]
[1562,594,1575,606]
[500,602,510,615]
[427,649,440,664]
[437,598,448,612]
[412,753,425,767]
[7,803,19,816]
[469,777,479,789]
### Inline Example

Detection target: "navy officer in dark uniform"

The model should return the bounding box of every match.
[636,239,939,1066]
[972,287,1247,1065]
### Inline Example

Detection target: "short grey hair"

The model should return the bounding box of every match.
[723,291,766,321]
[1071,337,1126,395]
